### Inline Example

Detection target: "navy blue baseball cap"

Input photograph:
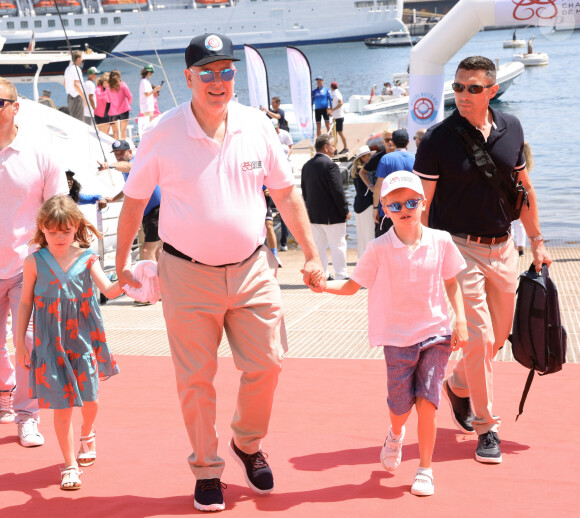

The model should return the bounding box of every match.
[185,33,239,68]
[112,140,131,152]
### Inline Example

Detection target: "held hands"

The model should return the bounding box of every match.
[450,320,468,352]
[301,261,326,293]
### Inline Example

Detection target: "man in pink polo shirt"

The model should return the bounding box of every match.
[115,33,323,512]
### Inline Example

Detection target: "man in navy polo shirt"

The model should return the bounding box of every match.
[414,56,551,465]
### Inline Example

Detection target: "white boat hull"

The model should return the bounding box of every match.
[0,0,405,55]
[512,53,549,66]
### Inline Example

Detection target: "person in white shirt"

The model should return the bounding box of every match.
[83,66,98,125]
[329,81,348,154]
[0,78,68,447]
[64,51,84,121]
[139,64,161,122]
[391,80,408,98]
[115,33,323,512]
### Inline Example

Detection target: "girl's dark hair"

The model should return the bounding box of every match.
[31,195,102,249]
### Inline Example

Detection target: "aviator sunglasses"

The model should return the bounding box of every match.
[451,82,494,95]
[385,198,423,213]
[0,98,16,108]
[190,68,236,83]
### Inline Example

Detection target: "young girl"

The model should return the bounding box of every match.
[15,195,122,491]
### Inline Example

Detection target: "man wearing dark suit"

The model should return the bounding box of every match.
[301,134,350,280]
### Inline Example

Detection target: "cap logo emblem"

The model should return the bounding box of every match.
[205,35,223,52]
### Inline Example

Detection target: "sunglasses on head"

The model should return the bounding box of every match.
[451,82,494,95]
[0,98,16,109]
[190,68,236,83]
[385,198,423,213]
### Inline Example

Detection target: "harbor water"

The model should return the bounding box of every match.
[18,27,580,245]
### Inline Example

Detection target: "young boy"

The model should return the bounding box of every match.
[313,171,468,496]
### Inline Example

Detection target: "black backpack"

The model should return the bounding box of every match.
[510,263,567,420]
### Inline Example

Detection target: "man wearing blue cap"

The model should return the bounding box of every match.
[312,75,332,137]
[115,33,323,512]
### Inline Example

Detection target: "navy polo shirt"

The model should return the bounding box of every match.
[414,107,525,237]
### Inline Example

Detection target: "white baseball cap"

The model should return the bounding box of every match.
[380,171,424,199]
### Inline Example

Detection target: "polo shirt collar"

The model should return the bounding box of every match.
[184,100,243,140]
[388,225,432,249]
[4,124,24,152]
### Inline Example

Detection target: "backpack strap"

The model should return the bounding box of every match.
[516,366,535,421]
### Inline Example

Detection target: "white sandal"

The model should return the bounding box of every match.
[60,465,82,490]
[77,429,97,467]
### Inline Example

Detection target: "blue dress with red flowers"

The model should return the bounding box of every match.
[29,247,119,409]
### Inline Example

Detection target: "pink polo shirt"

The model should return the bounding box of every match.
[351,226,466,348]
[107,81,132,116]
[124,101,294,265]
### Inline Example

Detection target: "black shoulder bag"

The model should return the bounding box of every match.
[447,120,529,221]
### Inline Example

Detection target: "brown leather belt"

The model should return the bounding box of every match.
[452,232,510,245]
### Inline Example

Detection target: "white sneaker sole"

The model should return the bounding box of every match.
[19,436,45,447]
[411,486,435,496]
[475,453,503,464]
[194,499,225,512]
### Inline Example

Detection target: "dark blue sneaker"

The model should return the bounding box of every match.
[475,431,502,464]
[194,478,226,512]
[442,378,476,435]
[229,439,274,494]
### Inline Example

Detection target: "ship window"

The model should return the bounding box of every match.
[48,20,56,27]
[7,21,14,29]
[75,19,82,26]
[114,17,121,24]
[101,18,108,25]
[35,21,42,28]
[21,21,29,29]
[88,18,95,26]
[62,19,69,27]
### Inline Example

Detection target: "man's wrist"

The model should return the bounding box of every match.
[529,234,544,243]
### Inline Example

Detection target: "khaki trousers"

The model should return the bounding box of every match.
[449,236,518,435]
[158,245,286,480]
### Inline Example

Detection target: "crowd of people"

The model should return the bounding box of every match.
[1,37,552,513]
[63,53,163,140]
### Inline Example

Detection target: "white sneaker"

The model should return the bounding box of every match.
[0,390,16,424]
[18,420,45,447]
[380,426,405,471]
[279,245,288,251]
[411,467,434,496]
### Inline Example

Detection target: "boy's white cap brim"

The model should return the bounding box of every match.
[380,171,424,199]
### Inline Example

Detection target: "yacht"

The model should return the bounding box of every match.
[0,0,405,55]
[364,30,419,48]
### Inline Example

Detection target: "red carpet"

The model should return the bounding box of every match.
[0,356,577,517]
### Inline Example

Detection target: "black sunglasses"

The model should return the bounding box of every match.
[451,83,494,95]
[0,98,16,108]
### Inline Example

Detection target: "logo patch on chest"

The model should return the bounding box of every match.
[241,161,263,172]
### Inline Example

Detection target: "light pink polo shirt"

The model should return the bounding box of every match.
[124,101,293,265]
[351,226,466,348]
[0,124,68,279]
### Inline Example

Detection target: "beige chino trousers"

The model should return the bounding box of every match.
[158,245,286,480]
[448,236,518,436]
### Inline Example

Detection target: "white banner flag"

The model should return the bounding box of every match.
[287,46,314,143]
[495,0,579,30]
[244,45,269,110]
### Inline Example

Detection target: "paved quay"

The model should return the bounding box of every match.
[86,246,578,363]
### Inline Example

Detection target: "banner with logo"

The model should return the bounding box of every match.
[406,74,445,147]
[495,0,580,30]
[244,45,269,110]
[286,46,314,144]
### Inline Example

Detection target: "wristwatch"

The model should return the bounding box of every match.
[529,234,544,243]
